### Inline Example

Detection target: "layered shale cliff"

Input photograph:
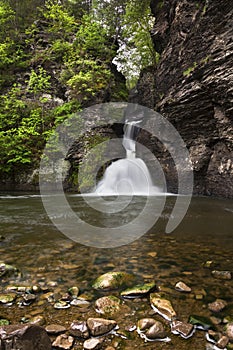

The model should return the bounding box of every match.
[137,0,233,198]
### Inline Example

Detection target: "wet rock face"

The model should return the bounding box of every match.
[137,0,233,198]
[0,324,52,350]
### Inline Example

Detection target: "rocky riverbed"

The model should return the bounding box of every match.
[0,258,233,349]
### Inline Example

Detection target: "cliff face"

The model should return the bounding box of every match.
[137,0,233,198]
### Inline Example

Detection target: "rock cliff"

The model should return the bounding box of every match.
[137,0,233,198]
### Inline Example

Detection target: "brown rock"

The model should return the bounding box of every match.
[0,324,51,349]
[87,318,117,336]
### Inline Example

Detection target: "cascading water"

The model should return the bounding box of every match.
[95,121,161,195]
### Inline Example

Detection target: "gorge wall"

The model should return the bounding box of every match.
[137,0,233,198]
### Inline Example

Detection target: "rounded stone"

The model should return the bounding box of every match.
[83,337,104,350]
[95,296,121,315]
[45,324,67,335]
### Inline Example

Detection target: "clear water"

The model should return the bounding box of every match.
[0,193,233,349]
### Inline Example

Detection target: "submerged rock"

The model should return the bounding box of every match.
[121,281,156,298]
[68,286,79,298]
[208,299,227,313]
[54,300,70,309]
[0,324,51,349]
[92,271,134,290]
[87,318,117,336]
[189,315,214,330]
[150,293,176,321]
[175,281,191,293]
[0,262,19,278]
[171,320,195,339]
[211,270,232,280]
[95,295,121,315]
[69,320,89,339]
[137,318,168,341]
[0,293,16,304]
[83,337,104,350]
[45,324,67,335]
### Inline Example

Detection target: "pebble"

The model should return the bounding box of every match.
[68,286,79,298]
[29,315,46,326]
[54,300,70,309]
[175,281,191,292]
[208,299,227,313]
[45,324,67,335]
[87,318,117,336]
[211,270,232,280]
[0,293,16,304]
[70,298,91,308]
[83,337,104,350]
[52,334,74,350]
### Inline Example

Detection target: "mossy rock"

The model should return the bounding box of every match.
[121,281,156,299]
[92,271,135,290]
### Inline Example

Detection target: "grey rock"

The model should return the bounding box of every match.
[87,318,117,336]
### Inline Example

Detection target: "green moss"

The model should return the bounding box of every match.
[183,62,197,77]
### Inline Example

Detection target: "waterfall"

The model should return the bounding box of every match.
[95,121,161,195]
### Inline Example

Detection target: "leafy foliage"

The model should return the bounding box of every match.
[0,0,156,181]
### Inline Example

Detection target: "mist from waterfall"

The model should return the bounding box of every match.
[95,121,162,195]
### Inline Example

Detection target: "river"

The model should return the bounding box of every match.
[0,193,233,349]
